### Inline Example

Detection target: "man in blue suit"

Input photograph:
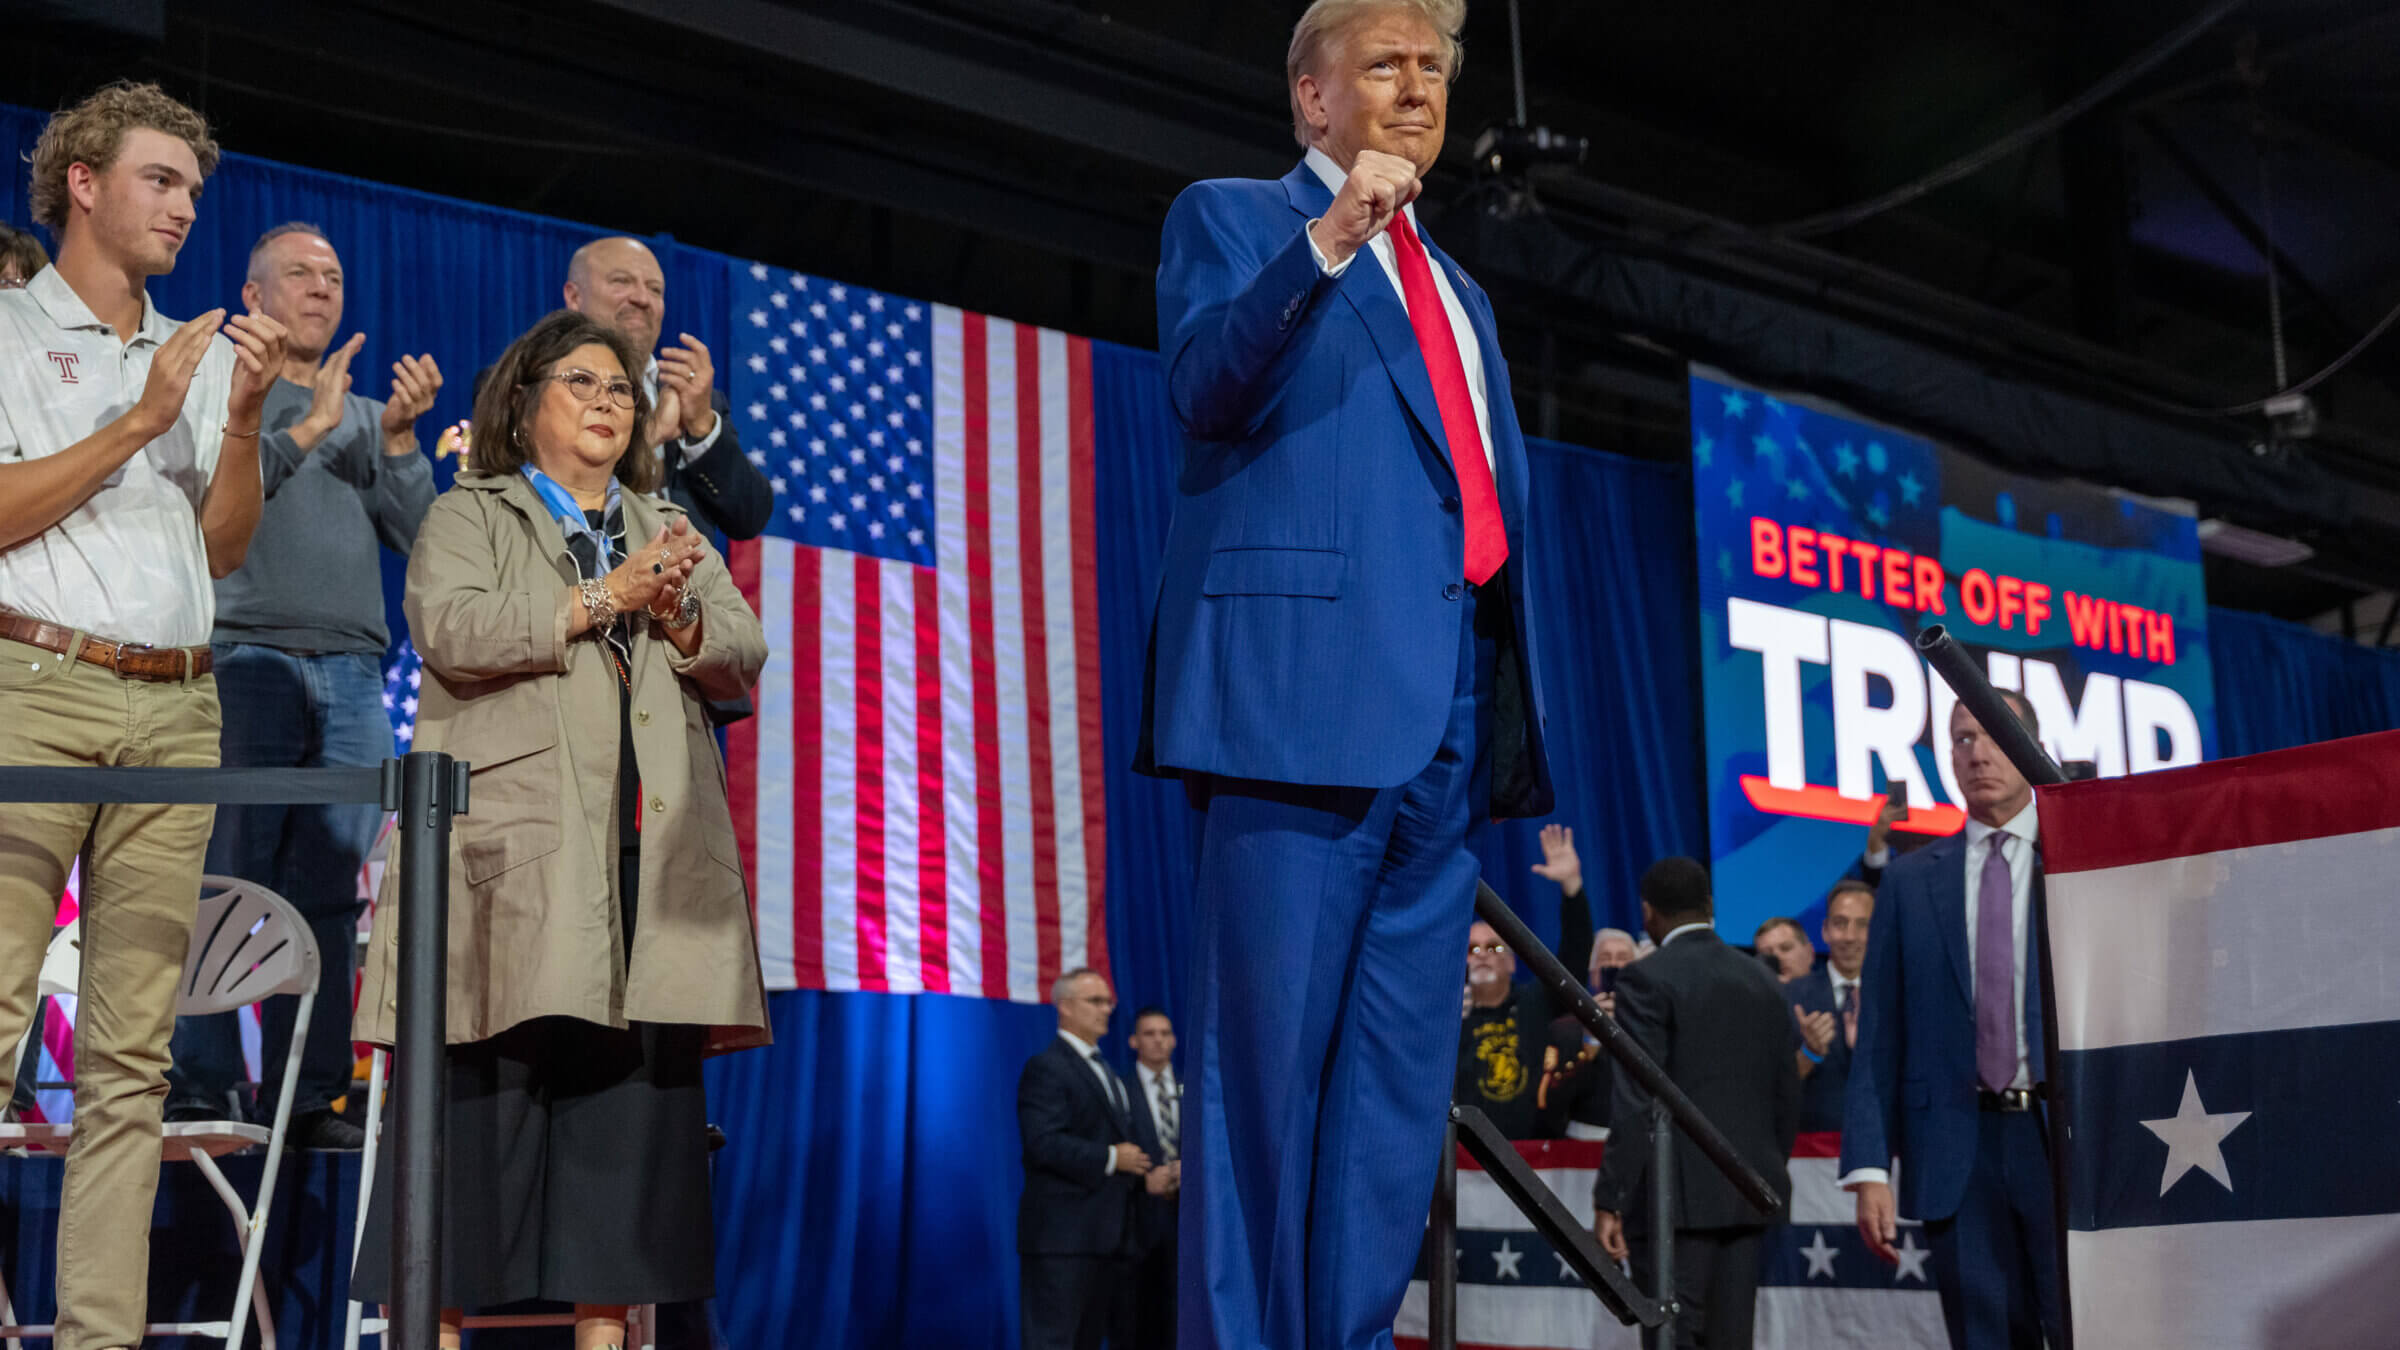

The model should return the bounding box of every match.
[1142,1,1550,1346]
[1785,878,1874,1133]
[1841,691,2064,1348]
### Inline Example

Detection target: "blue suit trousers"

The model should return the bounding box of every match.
[1925,1109,2065,1350]
[1178,586,1495,1350]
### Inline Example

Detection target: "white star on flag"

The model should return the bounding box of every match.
[748,309,767,327]
[1491,1240,1523,1281]
[1892,1230,1932,1284]
[747,354,768,373]
[749,263,768,280]
[2141,1069,2250,1195]
[1801,1230,1840,1279]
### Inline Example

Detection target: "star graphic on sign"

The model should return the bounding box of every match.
[1717,549,1733,579]
[1491,1240,1524,1281]
[1786,477,1811,501]
[1800,1230,1840,1280]
[1892,1230,1932,1283]
[2142,1069,2250,1195]
[1693,433,1713,469]
[1896,470,1925,506]
[1720,389,1750,419]
[1751,432,1782,464]
[1726,479,1745,507]
[1834,442,1860,477]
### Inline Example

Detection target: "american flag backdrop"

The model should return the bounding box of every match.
[722,262,1107,1000]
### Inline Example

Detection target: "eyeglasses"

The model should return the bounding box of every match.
[535,368,638,410]
[1469,942,1509,956]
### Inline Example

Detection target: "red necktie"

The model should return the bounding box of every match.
[1387,213,1508,585]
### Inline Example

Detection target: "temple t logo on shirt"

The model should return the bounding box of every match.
[45,352,78,383]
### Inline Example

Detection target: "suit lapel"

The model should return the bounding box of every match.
[1926,836,1974,1004]
[1281,164,1461,478]
[1060,1039,1123,1126]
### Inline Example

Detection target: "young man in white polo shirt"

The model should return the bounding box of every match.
[0,81,285,1350]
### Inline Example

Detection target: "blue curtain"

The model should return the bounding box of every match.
[9,97,2400,1350]
[2208,607,2400,756]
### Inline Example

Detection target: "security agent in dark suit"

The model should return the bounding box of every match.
[1019,969,1153,1350]
[1115,1007,1183,1350]
[1593,858,1799,1350]
[1784,879,1875,1133]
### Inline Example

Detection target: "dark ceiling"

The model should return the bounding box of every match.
[11,0,2400,627]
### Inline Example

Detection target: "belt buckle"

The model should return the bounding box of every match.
[2002,1087,2033,1112]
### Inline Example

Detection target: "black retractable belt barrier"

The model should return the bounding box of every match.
[0,751,468,1350]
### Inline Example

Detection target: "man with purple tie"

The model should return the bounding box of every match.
[1841,690,2065,1348]
[1140,2,1551,1346]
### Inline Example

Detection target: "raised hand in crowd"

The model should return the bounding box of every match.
[1794,1004,1837,1057]
[379,352,444,454]
[1530,822,1583,895]
[1113,1142,1155,1177]
[656,333,718,442]
[1865,793,1907,857]
[128,309,227,439]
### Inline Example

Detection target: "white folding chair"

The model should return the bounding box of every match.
[0,876,321,1350]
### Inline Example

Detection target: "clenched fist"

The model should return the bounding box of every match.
[1309,149,1423,268]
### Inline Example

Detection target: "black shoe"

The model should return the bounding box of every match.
[165,1099,233,1124]
[290,1110,367,1151]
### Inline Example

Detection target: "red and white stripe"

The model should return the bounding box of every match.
[726,308,1106,1000]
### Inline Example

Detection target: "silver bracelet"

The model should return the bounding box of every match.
[578,578,618,634]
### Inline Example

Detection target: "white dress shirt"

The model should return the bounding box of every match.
[1137,1061,1179,1161]
[641,355,722,468]
[1058,1030,1126,1175]
[0,268,238,647]
[1300,146,1495,476]
[1841,799,2040,1191]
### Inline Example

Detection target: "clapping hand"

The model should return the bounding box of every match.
[379,353,444,453]
[610,518,707,614]
[1795,1004,1837,1057]
[657,334,718,442]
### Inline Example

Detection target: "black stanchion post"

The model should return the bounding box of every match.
[1429,1118,1458,1350]
[389,751,466,1350]
[1646,1099,1676,1350]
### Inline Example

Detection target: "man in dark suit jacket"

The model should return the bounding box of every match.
[1842,693,2063,1349]
[1142,5,1550,1346]
[1019,968,1153,1350]
[1115,1007,1183,1350]
[1593,858,1798,1350]
[1784,879,1875,1133]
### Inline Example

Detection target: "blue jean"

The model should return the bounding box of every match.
[166,644,390,1119]
[1179,585,1496,1350]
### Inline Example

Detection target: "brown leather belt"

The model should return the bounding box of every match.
[0,611,214,683]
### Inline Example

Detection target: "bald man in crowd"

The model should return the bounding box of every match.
[560,236,771,546]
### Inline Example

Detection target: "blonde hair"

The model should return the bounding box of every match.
[1286,0,1466,148]
[28,82,219,235]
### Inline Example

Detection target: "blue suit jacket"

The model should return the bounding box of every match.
[1839,832,2047,1222]
[1785,966,1855,1135]
[1141,162,1552,813]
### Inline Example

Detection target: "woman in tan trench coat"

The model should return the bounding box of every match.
[350,310,768,1350]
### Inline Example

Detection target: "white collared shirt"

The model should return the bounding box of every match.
[1657,920,1715,949]
[1840,799,2040,1192]
[1137,1061,1180,1161]
[1300,146,1495,476]
[1962,799,2039,1091]
[0,268,238,647]
[640,355,722,467]
[1829,969,1860,1012]
[1058,1029,1126,1174]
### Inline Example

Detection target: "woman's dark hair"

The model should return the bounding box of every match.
[468,309,659,493]
[0,223,48,281]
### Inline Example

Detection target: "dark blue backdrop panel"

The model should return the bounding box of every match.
[7,96,2400,1350]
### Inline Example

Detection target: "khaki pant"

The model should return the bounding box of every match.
[0,636,219,1350]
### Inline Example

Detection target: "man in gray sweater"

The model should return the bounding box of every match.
[164,222,441,1148]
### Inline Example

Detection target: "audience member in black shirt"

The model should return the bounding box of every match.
[1455,826,1596,1139]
